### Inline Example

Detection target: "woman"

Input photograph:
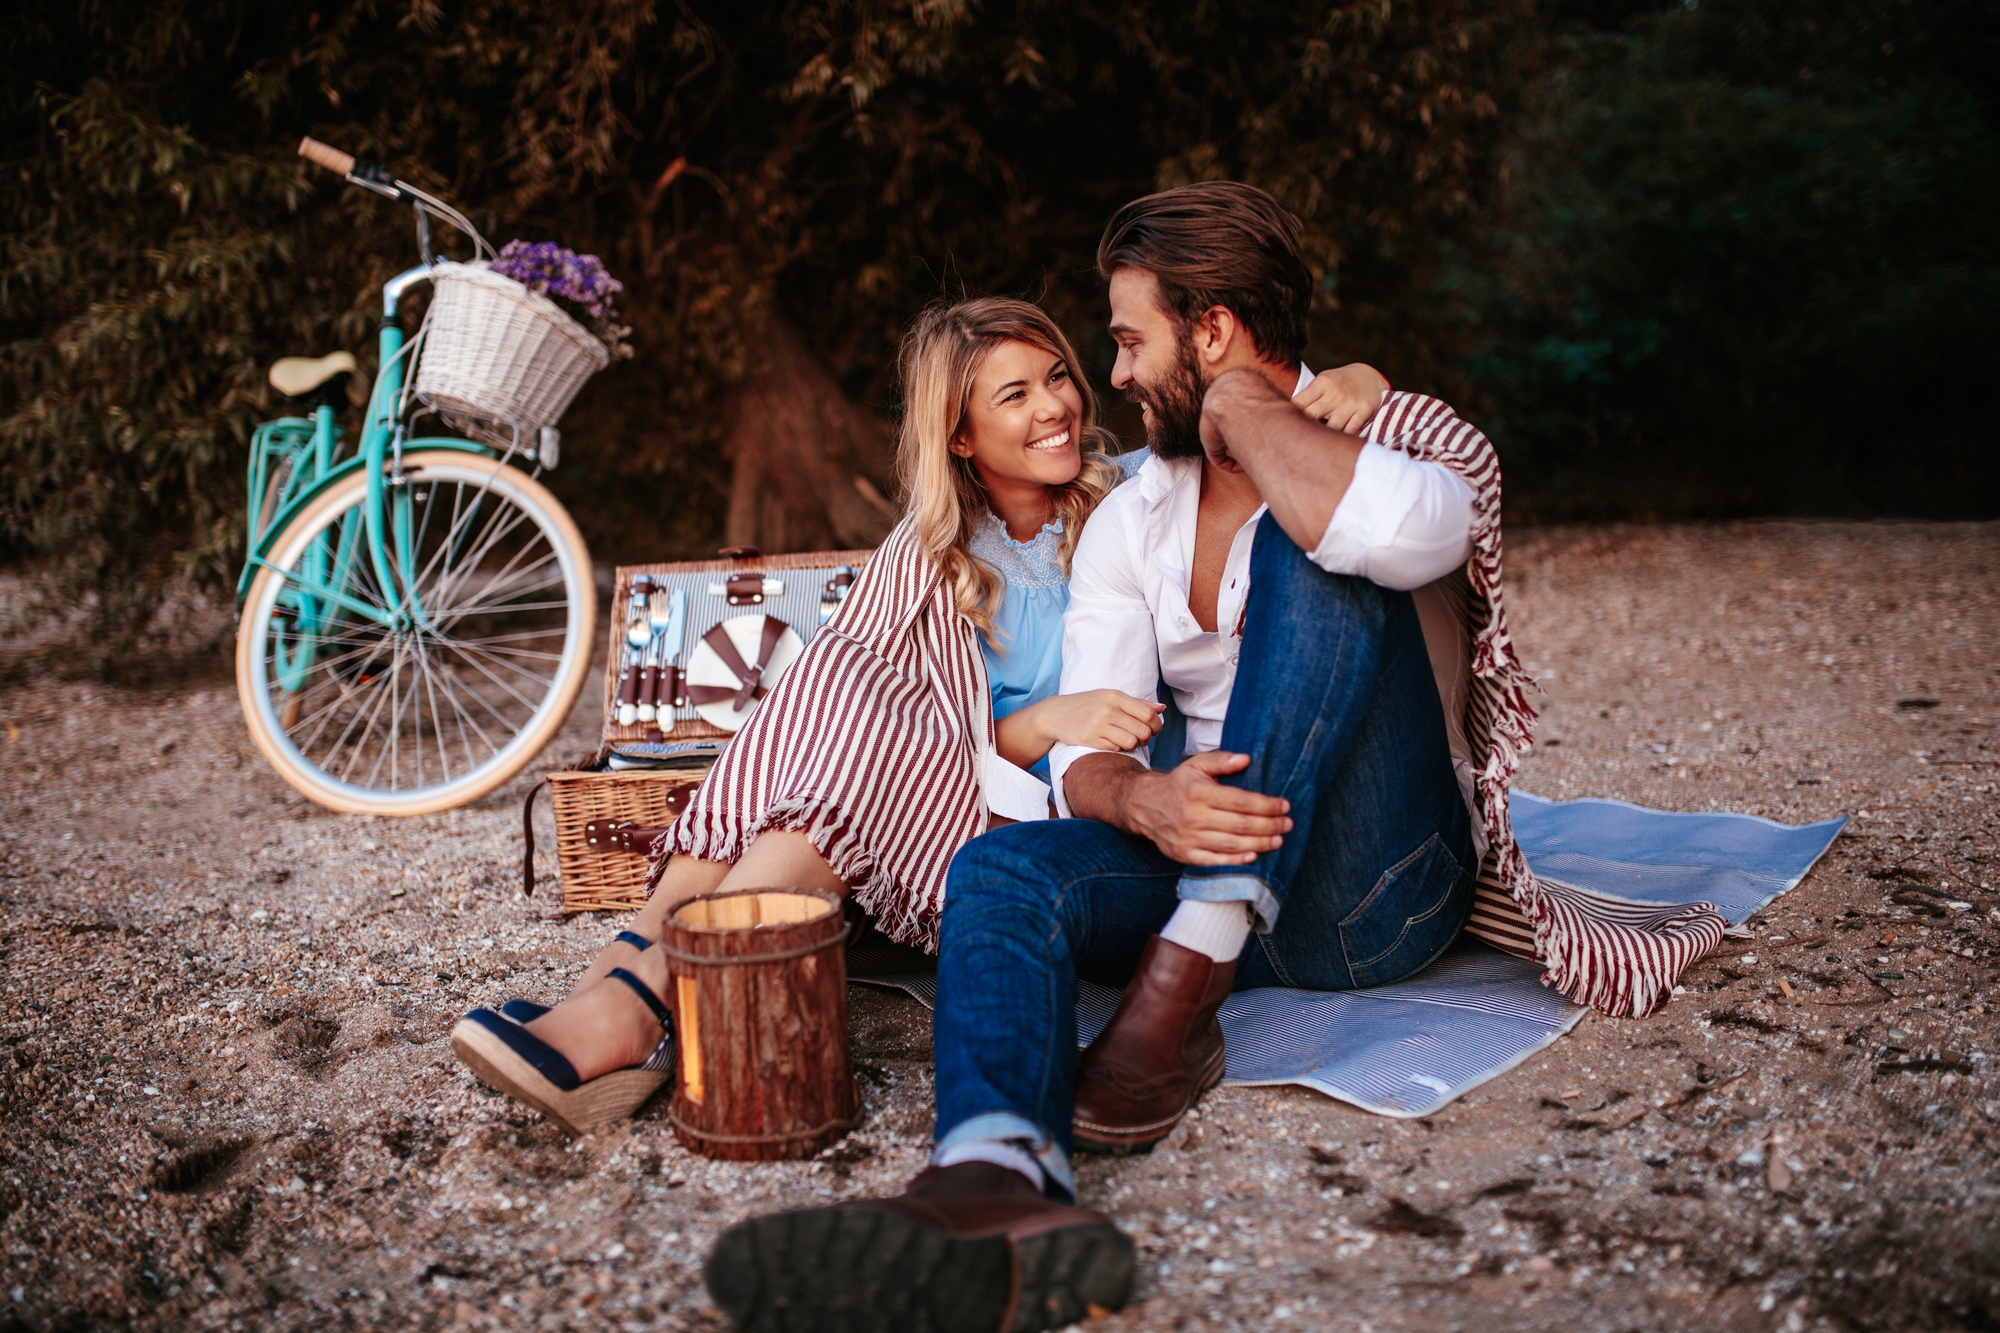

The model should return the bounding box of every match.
[450,297,1385,1132]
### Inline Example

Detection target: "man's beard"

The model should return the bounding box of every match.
[1126,331,1206,460]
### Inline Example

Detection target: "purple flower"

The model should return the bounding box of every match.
[490,240,632,357]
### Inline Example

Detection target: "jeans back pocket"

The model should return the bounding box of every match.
[1337,833,1473,988]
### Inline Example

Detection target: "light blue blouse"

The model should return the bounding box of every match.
[971,450,1148,779]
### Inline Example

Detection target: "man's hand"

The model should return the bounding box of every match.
[1067,750,1292,865]
[1196,367,1363,553]
[1194,367,1278,474]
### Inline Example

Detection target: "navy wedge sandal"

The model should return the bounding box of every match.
[451,963,675,1135]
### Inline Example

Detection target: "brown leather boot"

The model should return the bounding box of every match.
[1072,934,1233,1154]
[704,1161,1134,1333]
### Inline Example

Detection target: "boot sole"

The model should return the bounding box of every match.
[1072,1045,1225,1155]
[705,1202,1135,1333]
[449,1019,667,1137]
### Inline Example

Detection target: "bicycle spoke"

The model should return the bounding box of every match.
[441,638,553,714]
[430,651,529,746]
[423,478,538,611]
[417,642,452,785]
[430,563,566,633]
[331,649,404,786]
[427,528,559,628]
[440,631,562,683]
[430,656,498,773]
[438,641,566,664]
[442,625,574,649]
[245,454,589,808]
[368,645,416,792]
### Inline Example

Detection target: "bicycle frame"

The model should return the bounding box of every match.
[239,265,497,693]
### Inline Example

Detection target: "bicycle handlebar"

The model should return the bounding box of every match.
[294,136,493,260]
[299,137,356,177]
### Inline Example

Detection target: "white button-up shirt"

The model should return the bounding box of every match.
[1049,369,1479,825]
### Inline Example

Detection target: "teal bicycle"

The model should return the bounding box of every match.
[235,138,597,816]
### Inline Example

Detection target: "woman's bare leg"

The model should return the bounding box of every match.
[561,856,731,996]
[714,830,848,898]
[527,832,845,1082]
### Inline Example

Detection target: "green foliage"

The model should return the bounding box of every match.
[1466,0,2000,518]
[3,0,1524,673]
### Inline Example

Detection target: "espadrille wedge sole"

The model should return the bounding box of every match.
[449,1018,669,1135]
[450,964,674,1135]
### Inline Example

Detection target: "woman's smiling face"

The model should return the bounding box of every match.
[951,338,1084,493]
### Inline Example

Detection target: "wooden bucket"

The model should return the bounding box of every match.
[662,888,860,1161]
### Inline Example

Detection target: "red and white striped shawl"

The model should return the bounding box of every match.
[651,517,992,948]
[654,392,1727,1016]
[1358,394,1727,1017]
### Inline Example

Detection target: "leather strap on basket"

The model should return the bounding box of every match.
[686,616,789,711]
[583,819,672,854]
[521,779,545,897]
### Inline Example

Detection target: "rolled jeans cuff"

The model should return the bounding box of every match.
[933,1112,1075,1204]
[1176,873,1281,935]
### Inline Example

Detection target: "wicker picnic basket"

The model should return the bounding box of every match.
[414,261,609,447]
[533,549,872,915]
[540,769,705,913]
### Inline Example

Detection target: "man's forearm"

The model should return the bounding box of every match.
[1063,748,1292,866]
[1061,752,1151,832]
[1202,369,1362,551]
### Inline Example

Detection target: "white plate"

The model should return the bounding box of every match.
[684,614,805,732]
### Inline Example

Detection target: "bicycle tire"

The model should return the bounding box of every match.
[237,450,596,816]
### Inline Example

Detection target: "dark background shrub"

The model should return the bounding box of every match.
[2,0,1993,674]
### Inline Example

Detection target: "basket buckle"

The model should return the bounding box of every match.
[582,818,672,854]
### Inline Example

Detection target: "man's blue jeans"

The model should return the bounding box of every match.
[933,513,1476,1199]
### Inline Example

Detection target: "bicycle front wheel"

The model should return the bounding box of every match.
[237,450,597,816]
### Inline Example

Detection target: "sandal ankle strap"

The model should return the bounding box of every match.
[614,930,655,951]
[608,967,674,1033]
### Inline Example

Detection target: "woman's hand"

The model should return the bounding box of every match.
[1293,362,1388,435]
[994,690,1165,769]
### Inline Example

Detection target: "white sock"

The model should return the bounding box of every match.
[1160,899,1252,963]
[935,1138,1045,1193]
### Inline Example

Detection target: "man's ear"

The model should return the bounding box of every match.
[1190,305,1241,368]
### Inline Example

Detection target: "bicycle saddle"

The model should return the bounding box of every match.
[269,351,358,398]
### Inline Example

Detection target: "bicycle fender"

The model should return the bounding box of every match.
[234,436,498,602]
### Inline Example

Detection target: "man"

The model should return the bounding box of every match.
[704,182,1493,1333]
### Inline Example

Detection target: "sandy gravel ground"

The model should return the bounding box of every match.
[2,520,1996,1333]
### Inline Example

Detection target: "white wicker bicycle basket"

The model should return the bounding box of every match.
[414,261,610,450]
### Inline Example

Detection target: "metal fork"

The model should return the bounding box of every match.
[638,587,675,722]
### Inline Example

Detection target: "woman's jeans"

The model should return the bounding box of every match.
[933,513,1476,1200]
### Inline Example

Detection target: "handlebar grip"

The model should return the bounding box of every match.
[298,137,356,177]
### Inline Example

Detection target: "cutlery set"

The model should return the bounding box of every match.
[614,577,688,732]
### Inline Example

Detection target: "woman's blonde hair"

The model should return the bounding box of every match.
[895,297,1123,643]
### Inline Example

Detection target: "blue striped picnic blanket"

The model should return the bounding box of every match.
[851,792,1847,1117]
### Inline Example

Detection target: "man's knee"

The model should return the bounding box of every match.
[1247,512,1391,622]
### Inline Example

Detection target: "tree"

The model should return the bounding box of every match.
[1465,0,2000,518]
[2,0,1529,673]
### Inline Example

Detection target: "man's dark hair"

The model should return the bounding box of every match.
[1096,181,1312,366]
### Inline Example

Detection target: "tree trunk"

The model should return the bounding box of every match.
[722,321,899,553]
